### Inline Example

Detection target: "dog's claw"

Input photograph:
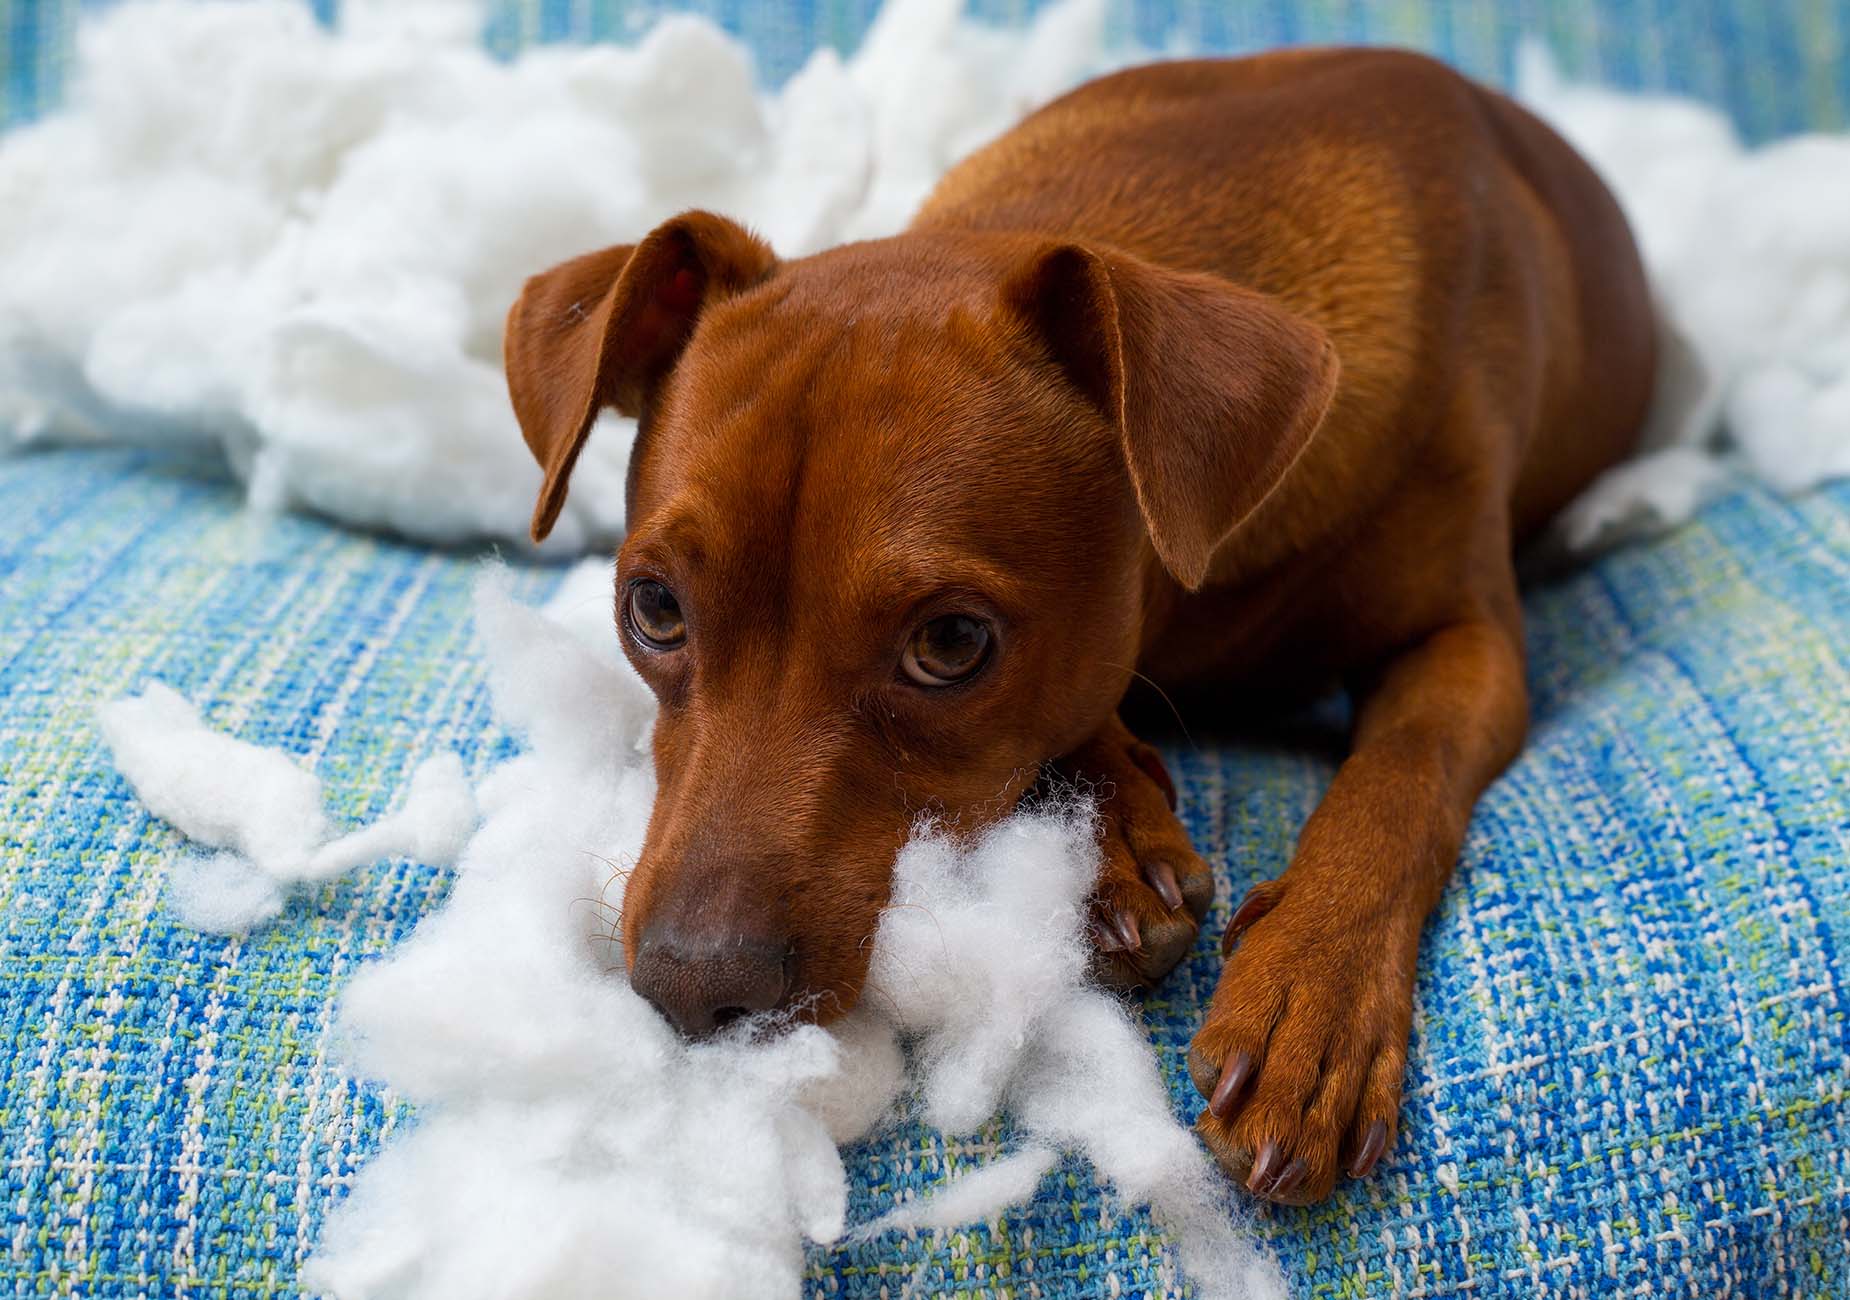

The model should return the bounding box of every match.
[1145,858,1185,910]
[1208,1050,1255,1120]
[1247,1141,1284,1193]
[1094,912,1140,953]
[1267,1157,1310,1200]
[1094,908,1142,955]
[1349,1118,1389,1178]
[1220,878,1284,957]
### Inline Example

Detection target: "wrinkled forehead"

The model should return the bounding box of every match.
[625,302,1121,614]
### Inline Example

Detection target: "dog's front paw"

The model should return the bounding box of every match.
[1187,877,1415,1204]
[1052,719,1214,991]
[1089,822,1213,992]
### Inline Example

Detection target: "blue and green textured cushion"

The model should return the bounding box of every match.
[5,1,1850,1296]
[3,443,1847,1298]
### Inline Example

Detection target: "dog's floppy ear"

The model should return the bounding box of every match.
[1007,244,1339,589]
[504,210,777,541]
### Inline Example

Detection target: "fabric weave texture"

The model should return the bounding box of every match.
[2,446,1847,1298]
[4,1,1850,1295]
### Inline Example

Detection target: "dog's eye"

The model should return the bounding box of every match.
[901,614,992,686]
[626,579,686,650]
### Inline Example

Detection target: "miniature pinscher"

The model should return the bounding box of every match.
[503,49,1654,1204]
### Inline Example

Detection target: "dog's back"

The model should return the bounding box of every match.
[915,57,1660,1194]
[917,51,1656,679]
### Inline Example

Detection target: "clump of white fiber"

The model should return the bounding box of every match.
[97,685,477,933]
[5,4,1845,555]
[0,0,1109,550]
[1519,46,1850,552]
[102,561,1285,1300]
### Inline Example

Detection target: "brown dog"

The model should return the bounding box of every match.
[502,49,1654,1206]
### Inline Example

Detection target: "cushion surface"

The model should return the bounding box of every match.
[1,445,1845,1297]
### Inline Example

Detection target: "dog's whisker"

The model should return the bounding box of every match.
[854,979,905,1025]
[1100,660,1197,752]
[873,898,953,986]
[568,895,624,916]
[580,848,637,879]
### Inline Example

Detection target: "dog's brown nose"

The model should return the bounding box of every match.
[630,926,791,1038]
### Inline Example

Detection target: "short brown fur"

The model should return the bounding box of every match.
[504,50,1654,1203]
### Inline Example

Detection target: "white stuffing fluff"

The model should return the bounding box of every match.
[0,0,1110,551]
[165,853,289,934]
[98,684,479,933]
[102,562,1285,1300]
[98,682,332,873]
[1518,46,1850,551]
[4,5,1846,555]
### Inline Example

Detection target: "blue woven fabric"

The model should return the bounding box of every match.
[4,5,1850,1294]
[3,444,1847,1297]
[4,0,1849,141]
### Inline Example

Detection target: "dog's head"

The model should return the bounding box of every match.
[504,210,1336,1036]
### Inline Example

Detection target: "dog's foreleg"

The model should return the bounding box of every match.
[1187,605,1528,1203]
